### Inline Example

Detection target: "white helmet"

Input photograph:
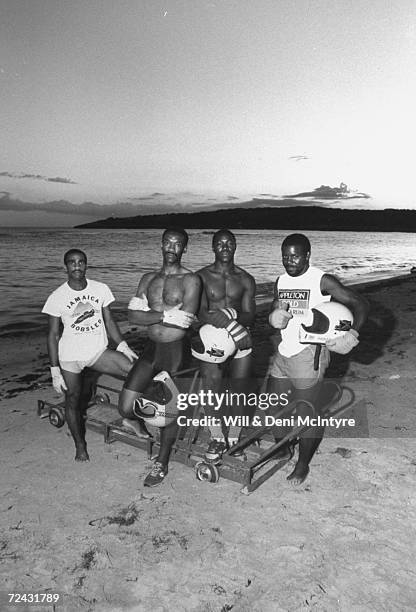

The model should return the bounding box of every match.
[191,324,236,363]
[133,371,179,428]
[299,301,354,345]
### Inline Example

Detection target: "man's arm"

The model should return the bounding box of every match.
[321,274,369,332]
[196,270,212,325]
[269,277,293,330]
[103,305,138,361]
[46,315,61,367]
[321,274,369,355]
[102,306,125,346]
[181,273,202,316]
[128,272,199,329]
[270,277,281,311]
[46,315,67,394]
[237,274,256,328]
[128,273,164,327]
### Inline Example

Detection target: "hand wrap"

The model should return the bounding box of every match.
[162,304,195,329]
[128,295,150,311]
[325,329,359,354]
[116,340,138,361]
[50,366,67,395]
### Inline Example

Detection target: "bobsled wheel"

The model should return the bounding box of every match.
[195,461,220,483]
[49,406,65,428]
[94,391,110,405]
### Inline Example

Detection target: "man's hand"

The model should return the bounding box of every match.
[210,307,237,328]
[269,303,293,330]
[116,340,138,361]
[163,303,195,329]
[128,295,150,312]
[326,329,359,354]
[50,366,67,395]
[226,320,252,350]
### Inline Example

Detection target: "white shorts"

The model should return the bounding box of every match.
[60,347,107,374]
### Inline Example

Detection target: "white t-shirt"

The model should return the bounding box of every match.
[42,279,115,361]
[276,266,330,358]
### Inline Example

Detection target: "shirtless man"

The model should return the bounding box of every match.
[268,233,369,485]
[42,249,137,461]
[118,228,201,487]
[197,229,256,460]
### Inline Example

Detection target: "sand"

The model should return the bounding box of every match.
[1,276,416,611]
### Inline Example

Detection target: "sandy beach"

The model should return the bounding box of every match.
[1,276,416,611]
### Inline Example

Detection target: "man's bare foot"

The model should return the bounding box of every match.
[122,418,151,439]
[287,464,309,486]
[75,445,90,462]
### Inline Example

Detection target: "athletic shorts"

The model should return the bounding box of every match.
[60,346,107,374]
[124,338,188,393]
[269,344,330,389]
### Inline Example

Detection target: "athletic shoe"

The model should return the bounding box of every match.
[144,461,168,487]
[204,439,227,462]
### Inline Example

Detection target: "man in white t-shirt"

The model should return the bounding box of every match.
[268,233,369,485]
[42,248,137,461]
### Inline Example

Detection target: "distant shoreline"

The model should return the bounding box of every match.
[75,205,416,232]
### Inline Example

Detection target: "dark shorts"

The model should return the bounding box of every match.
[124,338,188,393]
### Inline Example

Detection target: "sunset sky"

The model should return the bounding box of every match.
[1,0,415,226]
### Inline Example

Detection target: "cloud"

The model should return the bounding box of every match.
[285,183,370,201]
[0,193,190,218]
[0,171,77,184]
[47,176,77,184]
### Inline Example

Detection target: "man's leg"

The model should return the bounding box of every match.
[199,361,227,460]
[117,357,153,438]
[78,369,100,424]
[227,353,253,446]
[143,341,184,486]
[266,374,297,460]
[284,346,330,485]
[285,385,323,485]
[60,369,87,461]
[91,348,132,378]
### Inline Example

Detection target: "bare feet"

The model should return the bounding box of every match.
[75,444,90,462]
[287,463,309,486]
[122,418,151,439]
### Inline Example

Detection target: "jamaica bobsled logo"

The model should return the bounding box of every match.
[73,302,96,324]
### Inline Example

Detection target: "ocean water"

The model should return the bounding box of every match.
[0,227,414,337]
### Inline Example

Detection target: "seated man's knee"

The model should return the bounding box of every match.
[118,388,138,418]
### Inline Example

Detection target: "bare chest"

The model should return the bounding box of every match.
[204,273,244,306]
[148,274,185,309]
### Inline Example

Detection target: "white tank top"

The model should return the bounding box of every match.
[276,266,330,357]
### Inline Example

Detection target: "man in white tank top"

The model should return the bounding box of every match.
[268,234,369,485]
